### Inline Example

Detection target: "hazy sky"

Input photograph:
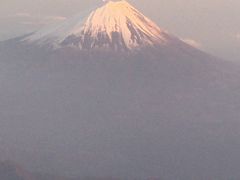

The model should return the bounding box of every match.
[0,0,240,60]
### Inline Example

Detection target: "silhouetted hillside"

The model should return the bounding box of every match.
[0,161,34,180]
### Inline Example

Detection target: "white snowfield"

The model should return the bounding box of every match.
[23,0,169,50]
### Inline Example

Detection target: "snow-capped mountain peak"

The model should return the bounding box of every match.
[23,0,169,51]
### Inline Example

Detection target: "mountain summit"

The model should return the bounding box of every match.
[2,1,240,180]
[23,0,172,51]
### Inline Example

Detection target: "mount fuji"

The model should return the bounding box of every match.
[22,0,175,51]
[1,1,240,180]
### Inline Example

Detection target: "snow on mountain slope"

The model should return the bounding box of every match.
[23,0,172,51]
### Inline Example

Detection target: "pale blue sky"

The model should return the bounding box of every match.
[0,0,240,60]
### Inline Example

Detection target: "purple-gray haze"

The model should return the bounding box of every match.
[0,1,240,180]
